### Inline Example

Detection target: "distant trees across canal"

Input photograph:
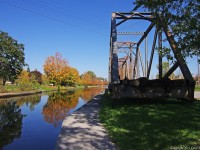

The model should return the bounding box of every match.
[0,30,107,91]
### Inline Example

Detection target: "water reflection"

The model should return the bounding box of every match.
[0,101,24,149]
[42,87,104,127]
[81,88,104,100]
[0,87,105,150]
[15,95,42,111]
[42,91,79,127]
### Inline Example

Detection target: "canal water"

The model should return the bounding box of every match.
[0,87,105,150]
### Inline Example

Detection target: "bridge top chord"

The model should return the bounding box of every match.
[117,32,144,35]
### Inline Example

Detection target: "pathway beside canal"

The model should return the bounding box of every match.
[55,94,116,150]
[55,91,200,150]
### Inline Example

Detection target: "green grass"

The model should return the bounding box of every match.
[100,94,200,150]
[195,86,200,91]
[0,84,74,93]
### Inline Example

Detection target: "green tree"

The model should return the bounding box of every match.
[0,31,26,85]
[133,0,200,59]
[156,62,175,79]
[0,101,24,148]
[27,67,30,73]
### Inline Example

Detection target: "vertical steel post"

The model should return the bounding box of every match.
[129,44,133,79]
[134,46,139,79]
[145,37,148,77]
[158,29,162,79]
[110,12,119,83]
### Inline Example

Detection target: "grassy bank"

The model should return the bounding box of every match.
[195,86,200,91]
[0,84,73,93]
[100,93,200,149]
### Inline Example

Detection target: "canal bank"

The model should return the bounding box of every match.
[0,91,42,98]
[55,94,116,150]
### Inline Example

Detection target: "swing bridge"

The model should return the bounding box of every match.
[108,12,195,101]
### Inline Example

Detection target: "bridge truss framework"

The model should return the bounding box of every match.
[108,12,195,101]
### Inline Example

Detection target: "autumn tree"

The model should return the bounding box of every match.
[81,71,105,87]
[16,70,39,91]
[29,70,43,84]
[63,67,80,86]
[133,0,200,59]
[42,74,50,85]
[0,31,26,85]
[81,71,94,87]
[43,52,69,90]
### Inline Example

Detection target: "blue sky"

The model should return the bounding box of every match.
[0,0,198,79]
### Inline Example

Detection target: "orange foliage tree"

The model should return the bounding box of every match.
[81,72,92,86]
[81,71,107,87]
[43,52,69,89]
[64,67,80,86]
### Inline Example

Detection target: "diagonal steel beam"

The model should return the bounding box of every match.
[162,27,194,81]
[147,27,158,79]
[162,25,195,100]
[137,23,155,46]
[116,13,136,26]
[163,62,179,79]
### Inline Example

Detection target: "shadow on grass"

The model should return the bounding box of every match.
[100,94,200,150]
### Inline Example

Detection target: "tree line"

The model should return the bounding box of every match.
[43,52,107,88]
[0,31,107,89]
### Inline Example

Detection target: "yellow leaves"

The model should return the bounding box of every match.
[16,70,30,84]
[43,52,107,87]
[80,71,107,86]
[43,52,81,86]
[43,52,69,85]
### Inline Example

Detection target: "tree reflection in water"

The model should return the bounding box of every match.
[15,94,42,111]
[42,91,79,127]
[0,101,24,149]
[81,87,105,101]
[42,88,105,127]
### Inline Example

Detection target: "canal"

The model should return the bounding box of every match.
[0,87,105,150]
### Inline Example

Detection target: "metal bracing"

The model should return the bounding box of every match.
[162,27,194,81]
[108,11,195,100]
[117,32,144,35]
[147,27,158,79]
[137,23,155,46]
[139,49,145,77]
[163,62,179,79]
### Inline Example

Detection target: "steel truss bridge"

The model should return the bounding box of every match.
[108,12,195,101]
